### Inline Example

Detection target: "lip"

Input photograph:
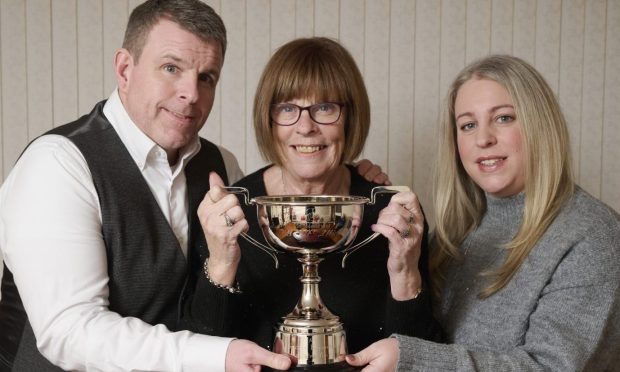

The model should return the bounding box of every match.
[475,156,507,172]
[163,107,194,124]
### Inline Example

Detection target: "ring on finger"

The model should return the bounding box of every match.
[223,212,235,227]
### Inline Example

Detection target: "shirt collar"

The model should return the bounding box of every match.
[102,89,201,171]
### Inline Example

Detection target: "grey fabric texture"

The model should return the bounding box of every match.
[394,187,620,371]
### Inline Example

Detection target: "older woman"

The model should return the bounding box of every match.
[184,37,438,358]
[347,55,620,371]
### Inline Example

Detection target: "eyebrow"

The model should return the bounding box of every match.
[455,104,515,121]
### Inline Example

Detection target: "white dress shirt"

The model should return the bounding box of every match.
[0,90,243,371]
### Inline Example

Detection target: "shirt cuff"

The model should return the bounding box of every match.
[182,334,234,372]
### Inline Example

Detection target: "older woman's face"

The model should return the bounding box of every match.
[454,78,525,198]
[274,98,345,182]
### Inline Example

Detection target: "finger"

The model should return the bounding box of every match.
[390,192,424,225]
[209,171,226,188]
[371,222,407,243]
[363,167,381,182]
[249,348,292,371]
[207,172,228,203]
[371,172,390,186]
[345,353,367,367]
[355,159,372,174]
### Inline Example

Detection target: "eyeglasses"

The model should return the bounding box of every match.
[270,102,345,126]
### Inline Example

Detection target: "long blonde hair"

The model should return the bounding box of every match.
[430,55,574,298]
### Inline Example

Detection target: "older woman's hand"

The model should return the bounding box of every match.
[197,172,249,287]
[371,191,424,300]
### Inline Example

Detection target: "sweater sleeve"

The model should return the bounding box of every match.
[393,221,620,372]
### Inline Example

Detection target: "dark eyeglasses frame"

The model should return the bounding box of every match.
[270,102,345,126]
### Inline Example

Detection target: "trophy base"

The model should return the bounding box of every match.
[263,360,363,371]
[274,319,347,366]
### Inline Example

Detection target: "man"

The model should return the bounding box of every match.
[0,1,388,371]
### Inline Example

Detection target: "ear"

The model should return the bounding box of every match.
[114,48,133,93]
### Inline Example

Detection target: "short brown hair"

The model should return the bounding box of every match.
[122,0,227,63]
[253,37,370,165]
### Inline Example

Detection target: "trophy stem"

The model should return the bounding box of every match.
[289,253,337,320]
[274,253,347,366]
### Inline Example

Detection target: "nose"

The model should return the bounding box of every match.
[295,110,318,135]
[475,123,497,147]
[178,76,199,104]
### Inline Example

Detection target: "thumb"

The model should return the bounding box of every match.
[253,349,292,371]
[209,171,226,188]
[345,352,369,367]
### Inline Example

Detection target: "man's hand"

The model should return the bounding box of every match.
[345,338,399,371]
[355,159,392,185]
[226,339,292,372]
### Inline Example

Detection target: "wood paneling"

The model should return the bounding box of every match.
[1,0,619,214]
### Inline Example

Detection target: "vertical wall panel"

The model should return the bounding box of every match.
[580,0,606,197]
[315,0,339,38]
[513,0,536,63]
[534,0,562,91]
[413,0,441,218]
[245,0,270,173]
[490,0,513,54]
[388,0,415,186]
[559,0,585,180]
[363,0,390,169]
[602,0,620,211]
[51,0,78,127]
[296,0,314,37]
[1,0,28,178]
[103,0,129,96]
[339,0,364,71]
[271,0,295,53]
[220,0,247,171]
[0,0,619,215]
[439,0,466,101]
[77,0,104,115]
[465,0,491,63]
[26,0,53,140]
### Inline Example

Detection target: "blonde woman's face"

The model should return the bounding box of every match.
[454,78,525,198]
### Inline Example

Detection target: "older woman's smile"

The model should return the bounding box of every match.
[293,145,326,154]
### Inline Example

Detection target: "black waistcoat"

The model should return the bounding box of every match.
[0,101,227,371]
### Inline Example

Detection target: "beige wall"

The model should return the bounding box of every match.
[1,0,619,277]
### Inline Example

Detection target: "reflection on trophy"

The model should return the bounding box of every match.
[228,186,408,369]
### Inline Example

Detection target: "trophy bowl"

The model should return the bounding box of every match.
[227,186,408,369]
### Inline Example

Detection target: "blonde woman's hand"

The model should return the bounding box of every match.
[197,172,248,286]
[371,191,424,300]
[345,338,399,372]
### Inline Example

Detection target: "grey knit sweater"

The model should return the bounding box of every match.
[395,187,620,371]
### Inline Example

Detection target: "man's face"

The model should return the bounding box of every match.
[116,19,223,163]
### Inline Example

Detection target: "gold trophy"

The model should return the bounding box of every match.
[227,186,407,370]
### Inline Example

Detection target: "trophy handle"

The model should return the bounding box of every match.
[341,185,411,268]
[223,186,280,269]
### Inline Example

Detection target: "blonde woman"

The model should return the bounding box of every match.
[347,55,620,371]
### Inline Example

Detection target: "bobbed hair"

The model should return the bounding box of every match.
[253,37,370,165]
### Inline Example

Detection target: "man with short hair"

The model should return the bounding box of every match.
[0,1,288,370]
